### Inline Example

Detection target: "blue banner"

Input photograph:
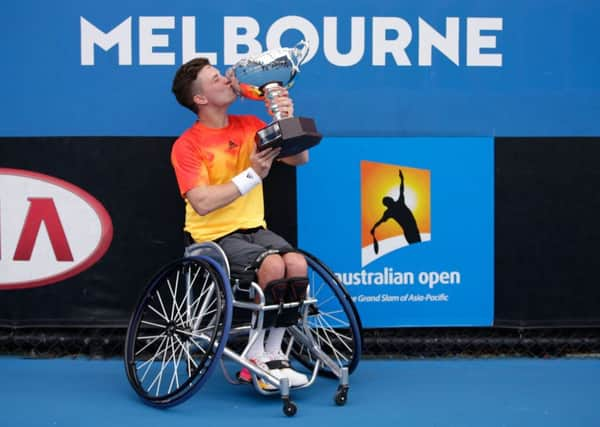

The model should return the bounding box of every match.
[2,1,599,137]
[297,137,494,327]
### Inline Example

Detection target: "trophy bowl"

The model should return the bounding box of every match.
[228,41,322,158]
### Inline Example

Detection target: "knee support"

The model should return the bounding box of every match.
[262,278,288,328]
[287,277,308,301]
[262,277,309,328]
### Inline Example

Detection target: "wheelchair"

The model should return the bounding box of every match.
[124,241,363,416]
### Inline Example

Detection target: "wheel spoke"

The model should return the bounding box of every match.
[187,274,214,326]
[167,270,181,321]
[155,290,170,323]
[314,315,348,365]
[135,333,165,357]
[176,323,216,338]
[168,337,185,393]
[174,334,199,370]
[141,320,167,329]
[150,336,173,396]
[147,302,170,322]
[318,309,348,327]
[138,335,169,382]
[315,294,336,308]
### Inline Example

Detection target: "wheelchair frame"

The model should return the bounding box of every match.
[124,242,362,416]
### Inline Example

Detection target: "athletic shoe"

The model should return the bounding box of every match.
[266,350,309,387]
[247,354,283,391]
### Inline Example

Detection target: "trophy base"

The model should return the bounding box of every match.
[256,117,322,158]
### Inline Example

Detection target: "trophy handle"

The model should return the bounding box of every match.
[282,40,310,89]
[294,40,310,66]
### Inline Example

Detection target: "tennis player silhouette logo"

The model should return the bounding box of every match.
[361,161,430,267]
[370,169,421,254]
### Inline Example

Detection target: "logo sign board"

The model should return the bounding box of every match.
[298,137,494,327]
[3,2,599,136]
[0,169,113,290]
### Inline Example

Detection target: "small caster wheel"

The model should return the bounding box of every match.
[283,399,297,417]
[334,386,348,406]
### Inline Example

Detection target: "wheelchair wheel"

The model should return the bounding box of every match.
[285,250,362,378]
[124,256,232,407]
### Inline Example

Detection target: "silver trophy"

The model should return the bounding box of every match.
[227,40,322,158]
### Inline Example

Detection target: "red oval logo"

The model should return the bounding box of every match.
[0,168,113,290]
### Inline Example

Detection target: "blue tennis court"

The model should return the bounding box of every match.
[1,357,598,426]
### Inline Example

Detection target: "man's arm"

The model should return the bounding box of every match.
[185,145,281,216]
[185,183,241,216]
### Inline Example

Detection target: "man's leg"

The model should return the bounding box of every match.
[248,229,309,386]
[217,233,290,388]
[264,252,307,354]
[250,230,307,357]
[262,251,309,386]
[219,229,309,387]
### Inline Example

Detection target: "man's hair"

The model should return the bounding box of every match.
[171,57,211,113]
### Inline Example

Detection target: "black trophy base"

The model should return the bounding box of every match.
[255,117,322,158]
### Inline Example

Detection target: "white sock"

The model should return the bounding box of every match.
[246,328,265,359]
[265,327,286,355]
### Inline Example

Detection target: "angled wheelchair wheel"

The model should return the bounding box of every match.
[124,256,232,407]
[285,250,363,378]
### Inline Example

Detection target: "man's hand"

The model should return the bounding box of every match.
[250,145,282,178]
[264,86,294,118]
[225,68,241,97]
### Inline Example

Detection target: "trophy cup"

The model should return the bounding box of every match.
[227,40,322,158]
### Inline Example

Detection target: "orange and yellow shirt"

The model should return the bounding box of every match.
[171,115,267,242]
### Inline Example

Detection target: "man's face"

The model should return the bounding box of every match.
[194,65,237,108]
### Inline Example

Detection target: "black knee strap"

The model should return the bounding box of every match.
[287,277,308,301]
[261,277,310,328]
[264,278,288,305]
[262,279,287,327]
[277,277,308,327]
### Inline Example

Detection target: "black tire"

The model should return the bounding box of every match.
[283,400,297,417]
[285,250,362,378]
[334,385,349,406]
[124,256,232,407]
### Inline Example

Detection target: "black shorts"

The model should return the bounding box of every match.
[215,227,294,281]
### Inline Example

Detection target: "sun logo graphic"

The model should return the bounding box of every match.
[361,160,431,267]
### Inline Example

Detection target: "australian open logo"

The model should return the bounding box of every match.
[361,160,431,267]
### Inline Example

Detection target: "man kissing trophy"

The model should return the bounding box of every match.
[227,40,322,158]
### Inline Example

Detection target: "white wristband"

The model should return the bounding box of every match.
[231,167,262,195]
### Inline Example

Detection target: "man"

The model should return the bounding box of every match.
[170,57,309,388]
